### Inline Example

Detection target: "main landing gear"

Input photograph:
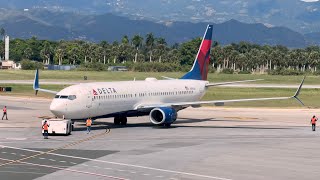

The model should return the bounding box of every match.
[164,123,171,128]
[114,116,127,125]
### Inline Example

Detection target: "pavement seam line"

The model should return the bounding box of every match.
[0,144,232,180]
[0,157,127,180]
[0,128,110,168]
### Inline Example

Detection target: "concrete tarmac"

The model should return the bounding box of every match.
[0,95,320,180]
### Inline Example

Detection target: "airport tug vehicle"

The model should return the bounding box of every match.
[41,118,72,135]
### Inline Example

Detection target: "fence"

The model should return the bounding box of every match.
[46,65,78,70]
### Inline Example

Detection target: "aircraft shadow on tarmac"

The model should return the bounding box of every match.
[72,117,291,131]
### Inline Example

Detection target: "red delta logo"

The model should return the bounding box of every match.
[93,89,98,96]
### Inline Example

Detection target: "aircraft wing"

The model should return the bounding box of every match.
[33,69,59,95]
[134,77,305,110]
[206,79,264,87]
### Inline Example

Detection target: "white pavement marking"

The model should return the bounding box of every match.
[130,171,136,174]
[5,138,27,141]
[93,166,101,169]
[105,168,112,170]
[59,161,66,163]
[143,174,150,176]
[0,157,128,180]
[81,164,89,167]
[156,176,164,178]
[0,170,47,175]
[39,158,46,160]
[70,162,77,165]
[0,145,233,180]
[49,159,56,162]
[1,152,7,153]
[20,154,26,157]
[10,153,16,155]
[117,169,125,172]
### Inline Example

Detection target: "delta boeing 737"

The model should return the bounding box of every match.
[33,25,305,127]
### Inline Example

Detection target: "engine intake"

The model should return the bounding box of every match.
[150,107,177,125]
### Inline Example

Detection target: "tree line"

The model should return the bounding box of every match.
[0,30,320,74]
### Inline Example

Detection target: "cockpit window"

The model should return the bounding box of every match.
[60,95,68,99]
[55,95,76,100]
[68,95,77,100]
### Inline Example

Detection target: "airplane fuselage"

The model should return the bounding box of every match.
[50,78,208,120]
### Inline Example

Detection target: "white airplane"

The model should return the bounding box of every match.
[33,25,305,127]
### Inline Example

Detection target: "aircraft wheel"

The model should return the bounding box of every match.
[120,117,127,125]
[164,123,171,127]
[71,121,75,131]
[114,117,121,125]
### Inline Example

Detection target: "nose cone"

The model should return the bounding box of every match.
[50,100,66,118]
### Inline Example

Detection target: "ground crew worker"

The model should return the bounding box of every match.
[42,120,50,139]
[311,115,318,131]
[86,118,92,134]
[2,106,7,120]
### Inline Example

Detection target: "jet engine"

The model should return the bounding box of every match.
[149,107,177,125]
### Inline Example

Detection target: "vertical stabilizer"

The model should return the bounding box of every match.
[181,25,213,81]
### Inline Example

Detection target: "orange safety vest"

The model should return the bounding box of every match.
[311,117,317,124]
[86,119,92,127]
[43,123,49,131]
[3,108,6,113]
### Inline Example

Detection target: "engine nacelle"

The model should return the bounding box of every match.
[149,107,177,125]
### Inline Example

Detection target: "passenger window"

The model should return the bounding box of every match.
[60,95,68,99]
[55,95,60,98]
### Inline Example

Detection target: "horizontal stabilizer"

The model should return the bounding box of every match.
[161,76,176,80]
[206,79,264,87]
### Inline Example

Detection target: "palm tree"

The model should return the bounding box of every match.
[211,45,223,70]
[81,42,90,63]
[100,41,109,64]
[122,35,129,45]
[146,33,155,62]
[111,41,119,64]
[95,46,104,63]
[24,47,33,60]
[309,51,320,72]
[155,37,167,62]
[40,42,53,64]
[132,35,143,63]
[222,45,233,69]
[229,50,239,71]
[88,44,99,63]
[68,46,80,65]
[55,43,66,65]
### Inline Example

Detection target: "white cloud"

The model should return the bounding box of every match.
[301,0,319,2]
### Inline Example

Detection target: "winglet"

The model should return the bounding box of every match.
[292,76,305,106]
[32,69,59,95]
[33,69,39,95]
